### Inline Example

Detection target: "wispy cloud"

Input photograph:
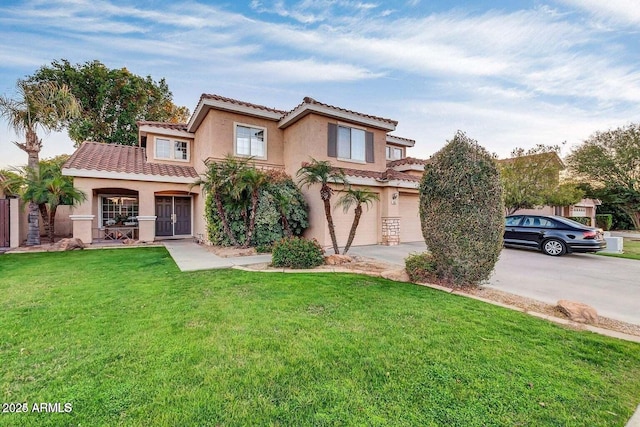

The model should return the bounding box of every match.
[557,0,640,27]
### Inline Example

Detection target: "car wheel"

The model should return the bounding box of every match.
[542,239,567,256]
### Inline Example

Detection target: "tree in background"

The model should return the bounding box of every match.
[7,156,86,243]
[0,80,81,245]
[26,59,189,146]
[297,159,347,254]
[419,131,504,287]
[335,187,379,254]
[567,124,640,229]
[499,144,583,214]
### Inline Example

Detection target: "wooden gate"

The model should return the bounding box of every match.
[0,199,9,247]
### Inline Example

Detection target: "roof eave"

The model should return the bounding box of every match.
[279,104,397,131]
[188,98,283,132]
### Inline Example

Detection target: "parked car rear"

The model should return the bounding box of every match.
[504,215,606,256]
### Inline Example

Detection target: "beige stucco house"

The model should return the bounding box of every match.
[62,94,425,248]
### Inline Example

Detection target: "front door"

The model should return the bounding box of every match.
[155,196,191,237]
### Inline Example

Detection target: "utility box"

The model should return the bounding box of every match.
[602,237,623,253]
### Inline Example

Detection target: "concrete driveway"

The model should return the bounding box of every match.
[350,243,640,325]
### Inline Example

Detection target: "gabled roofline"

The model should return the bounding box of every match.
[278,97,397,131]
[386,134,415,147]
[187,94,285,132]
[139,124,194,139]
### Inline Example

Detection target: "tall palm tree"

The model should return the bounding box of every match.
[297,159,347,254]
[192,160,239,246]
[239,167,269,247]
[0,80,80,245]
[335,187,379,254]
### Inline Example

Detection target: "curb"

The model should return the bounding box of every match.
[627,405,640,427]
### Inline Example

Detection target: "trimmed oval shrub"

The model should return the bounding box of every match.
[419,131,504,286]
[405,252,437,283]
[271,237,325,269]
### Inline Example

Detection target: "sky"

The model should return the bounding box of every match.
[1,0,639,169]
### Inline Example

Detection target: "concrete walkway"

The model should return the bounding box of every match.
[163,239,271,271]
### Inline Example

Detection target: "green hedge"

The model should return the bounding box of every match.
[405,252,436,283]
[568,216,591,226]
[271,237,325,269]
[596,214,613,231]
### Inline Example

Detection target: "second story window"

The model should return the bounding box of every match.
[386,146,403,160]
[328,123,374,163]
[155,138,189,161]
[235,124,266,158]
[338,126,366,162]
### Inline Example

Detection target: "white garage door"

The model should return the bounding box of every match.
[400,193,422,243]
[332,194,379,247]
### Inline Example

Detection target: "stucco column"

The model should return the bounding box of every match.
[69,215,95,244]
[9,198,20,248]
[137,216,157,242]
[380,187,401,246]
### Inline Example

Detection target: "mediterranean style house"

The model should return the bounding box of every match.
[61,94,426,248]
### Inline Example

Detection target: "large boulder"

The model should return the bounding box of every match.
[380,269,411,283]
[53,238,86,251]
[557,300,598,324]
[324,254,353,265]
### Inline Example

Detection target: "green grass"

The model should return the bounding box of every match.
[598,238,640,260]
[1,248,640,426]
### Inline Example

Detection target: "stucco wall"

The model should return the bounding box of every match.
[282,114,388,177]
[194,109,285,172]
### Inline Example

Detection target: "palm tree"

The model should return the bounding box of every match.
[192,160,239,246]
[239,167,269,247]
[0,80,80,245]
[297,159,347,254]
[12,160,86,243]
[335,187,379,254]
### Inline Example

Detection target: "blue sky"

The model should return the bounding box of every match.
[1,0,639,168]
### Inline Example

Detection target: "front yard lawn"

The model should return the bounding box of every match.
[1,248,640,426]
[598,237,640,260]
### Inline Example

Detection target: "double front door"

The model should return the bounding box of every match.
[155,196,191,237]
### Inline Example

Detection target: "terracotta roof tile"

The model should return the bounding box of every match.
[386,156,429,167]
[200,93,288,116]
[63,142,199,179]
[337,166,420,183]
[289,96,398,126]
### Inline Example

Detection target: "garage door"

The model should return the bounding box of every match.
[332,194,379,247]
[400,193,422,243]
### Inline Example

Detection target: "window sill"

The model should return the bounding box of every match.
[153,156,190,163]
[337,157,366,165]
[234,153,268,161]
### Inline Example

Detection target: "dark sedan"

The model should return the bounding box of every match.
[504,214,607,256]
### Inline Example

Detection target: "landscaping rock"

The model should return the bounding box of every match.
[324,254,353,265]
[380,269,411,283]
[557,300,598,324]
[53,238,86,251]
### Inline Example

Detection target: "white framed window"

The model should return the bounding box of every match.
[386,146,403,160]
[100,196,139,227]
[235,124,267,159]
[338,125,366,162]
[154,137,190,161]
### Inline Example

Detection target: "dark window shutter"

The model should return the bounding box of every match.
[327,123,337,157]
[365,131,374,163]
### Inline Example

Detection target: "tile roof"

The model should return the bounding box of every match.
[292,96,398,126]
[63,142,199,179]
[137,121,189,132]
[386,156,429,168]
[337,167,420,183]
[200,93,288,116]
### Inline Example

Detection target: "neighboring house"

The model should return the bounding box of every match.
[62,94,424,247]
[497,152,600,225]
